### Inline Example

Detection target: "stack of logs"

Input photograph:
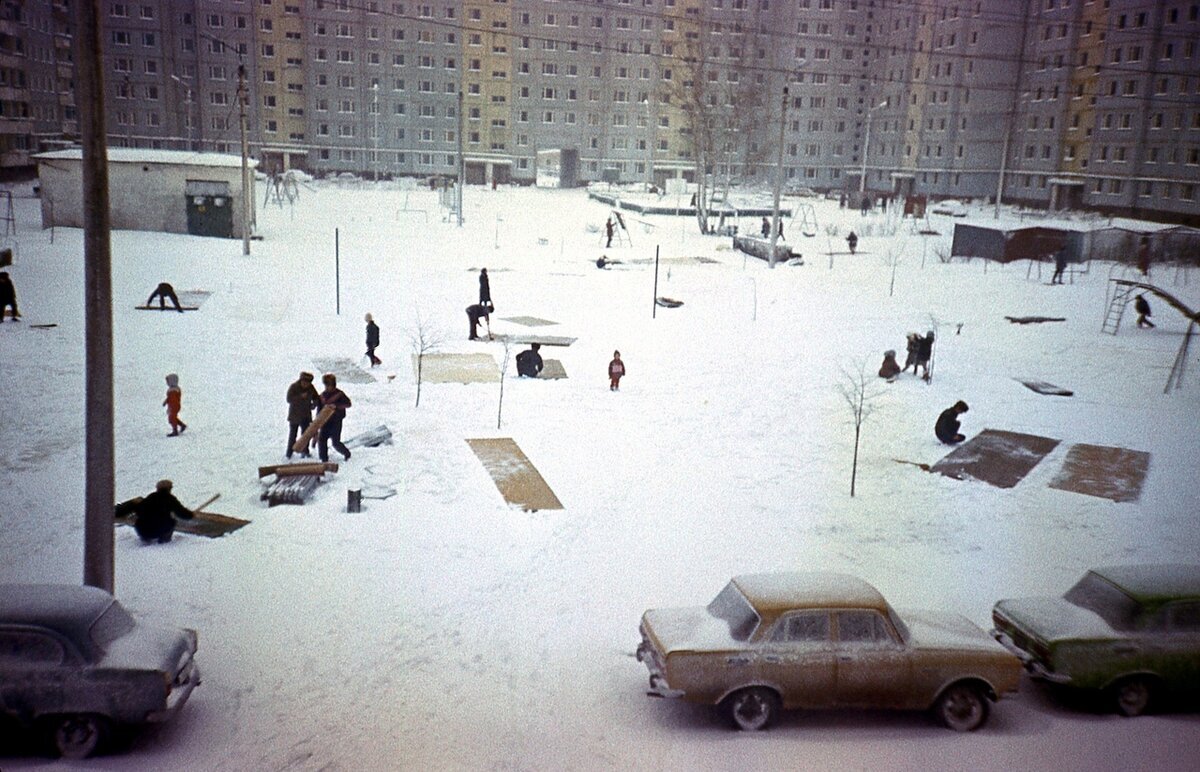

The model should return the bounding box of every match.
[258,462,338,506]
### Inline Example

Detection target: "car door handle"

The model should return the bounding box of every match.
[727,656,751,666]
[838,655,854,662]
[763,655,782,663]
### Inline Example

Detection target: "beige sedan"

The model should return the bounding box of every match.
[636,572,1020,731]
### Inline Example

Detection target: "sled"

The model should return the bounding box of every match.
[135,305,199,311]
[655,297,683,308]
[29,323,57,329]
[292,405,335,454]
[1018,379,1074,397]
[114,493,249,538]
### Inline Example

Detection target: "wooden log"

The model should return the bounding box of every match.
[258,461,338,478]
[261,474,321,506]
[292,405,335,454]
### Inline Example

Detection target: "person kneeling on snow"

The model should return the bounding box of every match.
[935,401,970,445]
[516,343,544,378]
[127,480,194,544]
[878,350,901,380]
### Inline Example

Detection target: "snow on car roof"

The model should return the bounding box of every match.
[1091,564,1200,604]
[0,583,114,633]
[731,572,887,614]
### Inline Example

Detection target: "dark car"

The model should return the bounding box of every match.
[0,584,200,758]
[993,564,1200,716]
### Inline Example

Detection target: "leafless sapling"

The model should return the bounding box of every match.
[408,311,445,408]
[496,336,514,429]
[837,359,886,497]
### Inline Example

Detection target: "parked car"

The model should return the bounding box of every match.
[0,584,200,758]
[930,200,968,217]
[636,572,1021,731]
[992,564,1200,716]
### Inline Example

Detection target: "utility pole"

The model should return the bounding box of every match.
[238,63,251,255]
[372,83,380,182]
[768,85,788,269]
[76,0,115,593]
[456,89,464,227]
[860,100,887,198]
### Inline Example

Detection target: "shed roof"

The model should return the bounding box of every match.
[33,147,254,169]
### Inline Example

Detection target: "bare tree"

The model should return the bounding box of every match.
[408,311,445,408]
[837,360,886,497]
[883,237,908,297]
[495,337,515,429]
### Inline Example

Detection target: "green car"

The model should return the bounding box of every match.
[992,564,1200,716]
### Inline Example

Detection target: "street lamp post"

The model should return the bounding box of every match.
[372,83,379,182]
[642,96,653,190]
[170,75,194,150]
[859,100,887,199]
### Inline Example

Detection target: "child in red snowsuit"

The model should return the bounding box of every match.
[608,351,625,391]
[164,373,187,436]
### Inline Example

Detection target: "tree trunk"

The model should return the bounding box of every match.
[850,424,861,497]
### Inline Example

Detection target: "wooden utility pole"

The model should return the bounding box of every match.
[76,0,115,593]
[238,63,251,254]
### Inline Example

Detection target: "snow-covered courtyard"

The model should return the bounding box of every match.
[1,179,1198,770]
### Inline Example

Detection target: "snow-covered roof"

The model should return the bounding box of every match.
[33,147,255,169]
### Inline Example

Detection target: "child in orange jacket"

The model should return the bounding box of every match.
[164,373,187,436]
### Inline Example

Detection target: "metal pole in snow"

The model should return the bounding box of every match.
[652,245,660,319]
[335,228,341,315]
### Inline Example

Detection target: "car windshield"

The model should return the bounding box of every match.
[90,601,136,652]
[706,582,760,642]
[1063,572,1140,631]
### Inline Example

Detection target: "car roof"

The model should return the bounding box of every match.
[1091,564,1200,604]
[732,572,887,614]
[0,583,114,638]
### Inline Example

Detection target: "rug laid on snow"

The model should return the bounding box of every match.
[931,429,1061,489]
[412,352,500,383]
[466,438,563,512]
[538,359,568,379]
[313,357,377,384]
[1049,443,1150,503]
[501,316,559,327]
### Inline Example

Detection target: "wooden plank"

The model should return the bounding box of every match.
[466,438,563,512]
[292,405,335,454]
[1018,379,1074,397]
[261,474,321,506]
[134,305,199,311]
[258,461,338,478]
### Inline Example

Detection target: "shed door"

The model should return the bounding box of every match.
[185,180,233,238]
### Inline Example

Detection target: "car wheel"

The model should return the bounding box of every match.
[1113,676,1154,717]
[934,683,989,732]
[722,687,780,731]
[47,714,110,759]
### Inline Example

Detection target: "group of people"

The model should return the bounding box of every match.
[879,331,935,381]
[760,217,785,240]
[286,370,353,463]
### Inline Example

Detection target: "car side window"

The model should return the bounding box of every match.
[0,629,66,665]
[771,611,831,644]
[1167,602,1200,632]
[836,611,897,646]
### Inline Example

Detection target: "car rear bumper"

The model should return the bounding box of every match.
[637,641,684,699]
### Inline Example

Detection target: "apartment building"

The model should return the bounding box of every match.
[4,0,1198,223]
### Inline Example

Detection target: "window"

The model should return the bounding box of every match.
[836,611,895,645]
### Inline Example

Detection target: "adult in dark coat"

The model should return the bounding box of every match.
[0,271,18,322]
[1135,294,1156,328]
[761,217,771,238]
[479,268,492,306]
[131,480,194,543]
[846,231,858,254]
[935,401,969,444]
[466,302,492,340]
[515,343,543,377]
[605,218,615,248]
[317,374,352,462]
[903,332,920,373]
[286,371,319,459]
[365,313,382,367]
[146,281,184,312]
[915,331,935,377]
[1051,246,1068,284]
